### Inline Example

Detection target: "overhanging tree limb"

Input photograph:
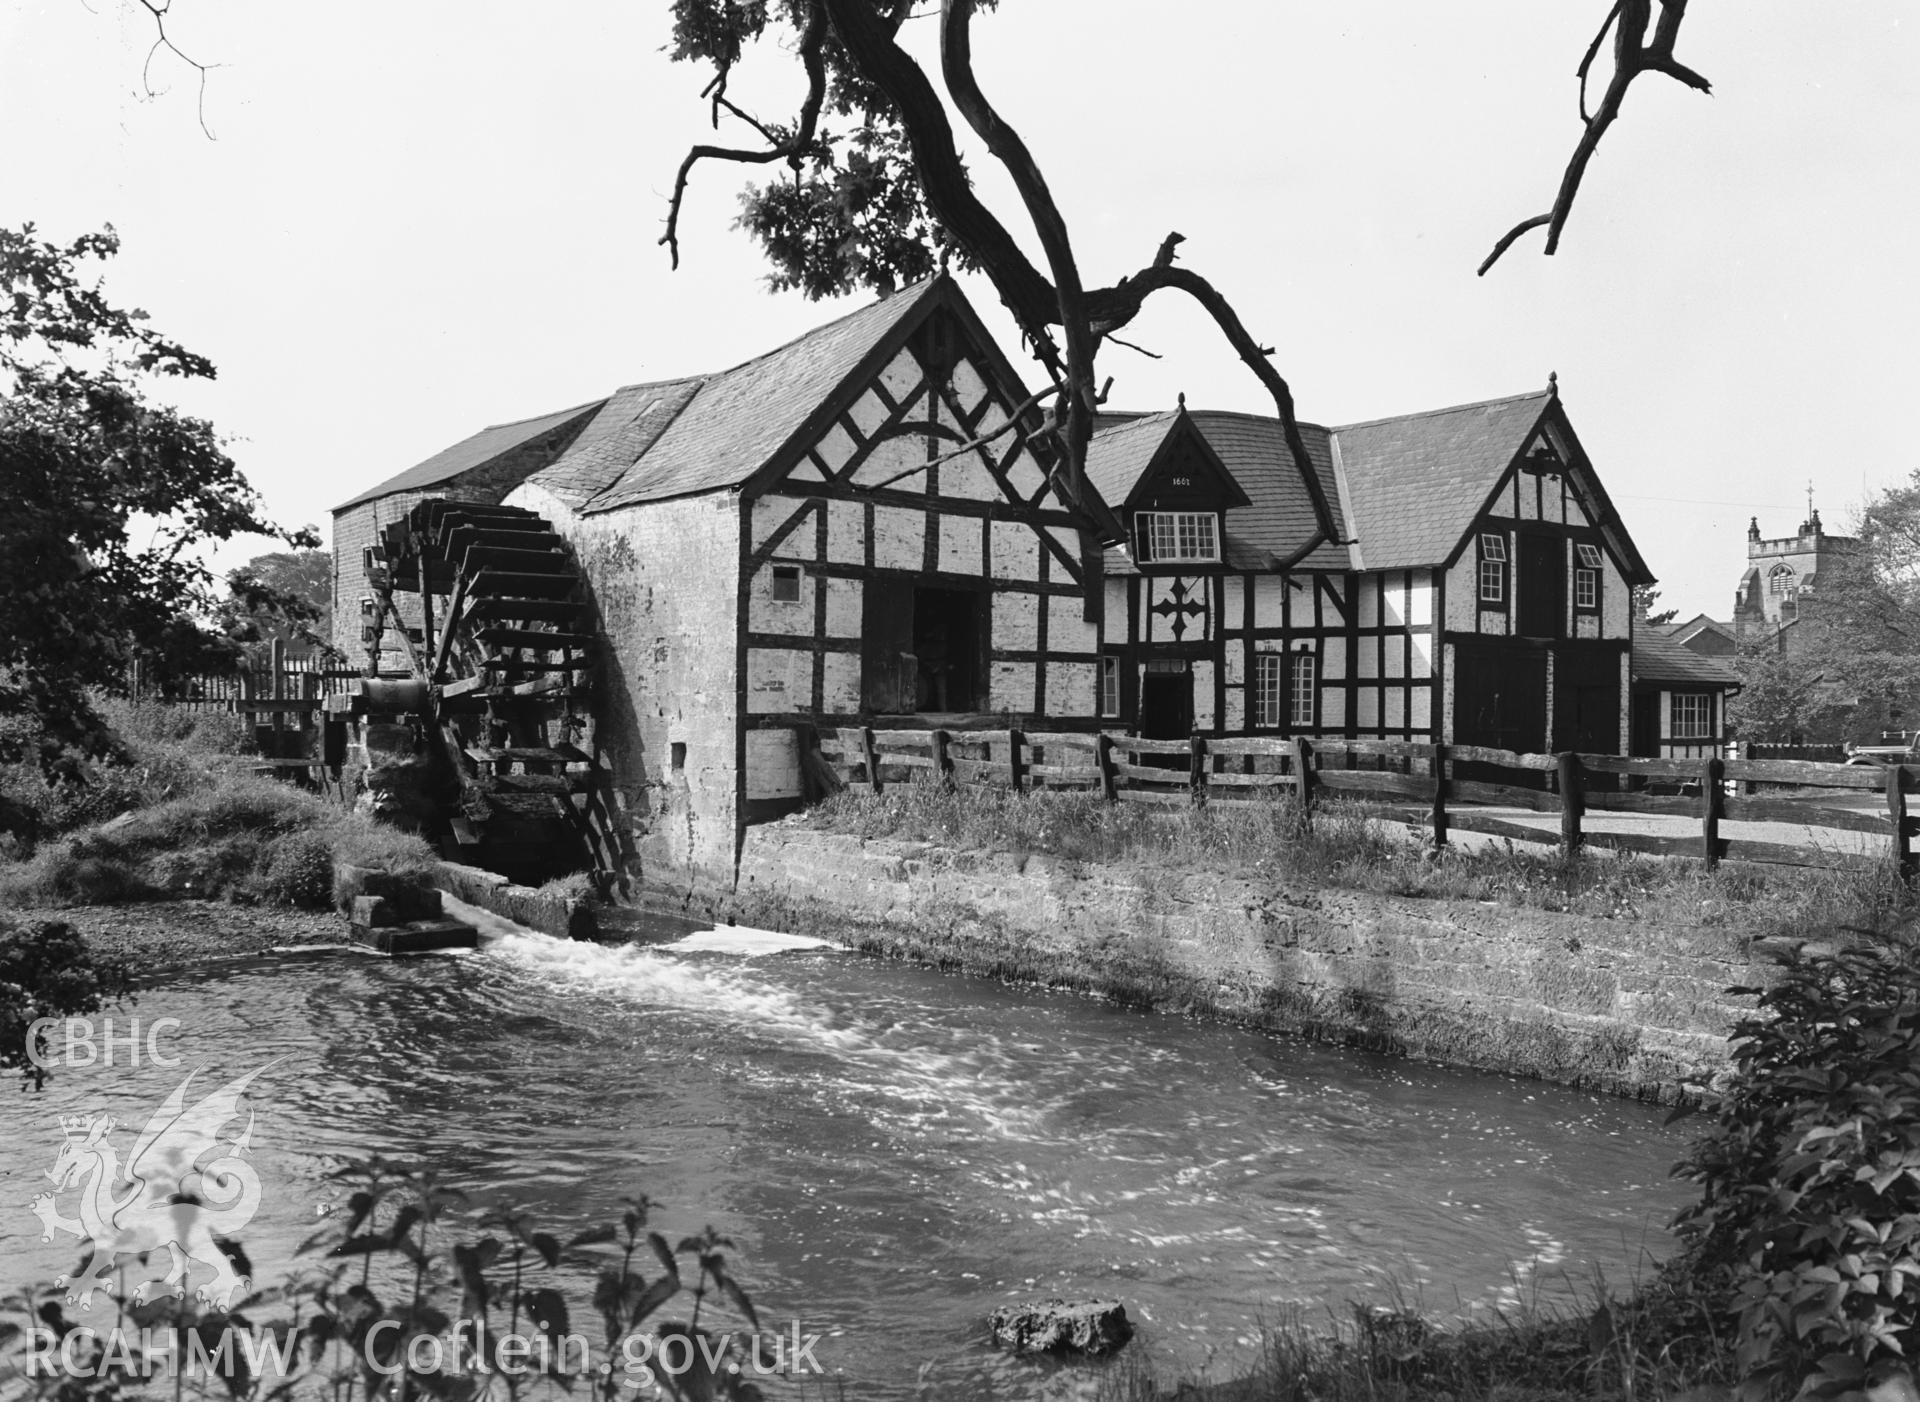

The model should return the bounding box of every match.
[1481,0,1711,274]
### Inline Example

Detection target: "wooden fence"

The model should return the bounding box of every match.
[131,644,362,787]
[818,726,1919,878]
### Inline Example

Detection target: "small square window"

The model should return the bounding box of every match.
[1575,543,1603,569]
[770,564,801,602]
[1479,533,1507,562]
[1672,693,1713,740]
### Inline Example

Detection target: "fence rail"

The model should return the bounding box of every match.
[816,726,1919,877]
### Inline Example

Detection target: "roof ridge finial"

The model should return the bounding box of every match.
[1177,391,1186,409]
[1547,370,1558,397]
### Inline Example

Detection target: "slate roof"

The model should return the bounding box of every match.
[1632,628,1742,688]
[334,399,606,512]
[1091,410,1350,573]
[546,280,940,514]
[1327,390,1551,572]
[530,378,704,510]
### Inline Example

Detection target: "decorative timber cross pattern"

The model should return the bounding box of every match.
[1150,577,1208,641]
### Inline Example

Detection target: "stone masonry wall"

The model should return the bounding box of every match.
[692,825,1769,1102]
[510,481,742,880]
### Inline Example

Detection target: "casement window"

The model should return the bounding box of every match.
[1574,542,1603,610]
[1289,650,1318,727]
[1254,653,1284,728]
[1099,656,1122,717]
[1137,511,1220,563]
[1478,533,1507,603]
[770,564,802,602]
[1672,692,1714,740]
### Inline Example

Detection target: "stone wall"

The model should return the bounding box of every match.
[684,825,1766,1102]
[510,481,743,880]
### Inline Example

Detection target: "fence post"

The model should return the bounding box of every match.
[1189,734,1207,805]
[1702,755,1726,868]
[1428,742,1449,848]
[1096,733,1118,803]
[860,726,882,795]
[1558,751,1585,856]
[1889,764,1914,883]
[1292,736,1315,823]
[1008,729,1026,794]
[931,728,954,791]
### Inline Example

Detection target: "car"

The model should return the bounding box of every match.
[1844,731,1920,765]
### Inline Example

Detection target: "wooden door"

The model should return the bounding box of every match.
[1516,532,1562,638]
[1554,648,1621,756]
[1452,642,1547,785]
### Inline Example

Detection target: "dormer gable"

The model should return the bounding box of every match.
[1088,406,1250,569]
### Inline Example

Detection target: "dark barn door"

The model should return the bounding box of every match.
[1516,532,1563,638]
[1554,648,1621,756]
[1452,642,1547,786]
[1139,659,1193,740]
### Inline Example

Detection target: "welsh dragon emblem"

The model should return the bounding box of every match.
[30,1061,280,1310]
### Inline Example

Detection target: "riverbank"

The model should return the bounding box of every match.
[9,897,344,970]
[645,819,1780,1103]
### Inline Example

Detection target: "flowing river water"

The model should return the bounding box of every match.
[1,925,1697,1398]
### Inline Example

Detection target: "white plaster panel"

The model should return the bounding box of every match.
[747,565,813,634]
[827,501,866,564]
[1544,478,1564,524]
[872,505,925,571]
[852,435,927,492]
[1409,632,1433,679]
[812,422,857,476]
[746,647,801,714]
[1047,660,1096,716]
[1323,635,1347,680]
[1254,577,1286,629]
[1047,596,1098,653]
[1358,644,1379,681]
[1519,479,1539,521]
[1575,615,1600,639]
[1385,688,1406,730]
[1602,559,1631,637]
[1356,689,1380,729]
[1220,575,1244,627]
[1445,561,1478,629]
[942,457,1000,502]
[993,593,1042,651]
[1567,495,1591,528]
[823,577,861,637]
[750,498,811,553]
[846,388,892,440]
[1192,661,1216,731]
[991,661,1037,713]
[880,349,922,404]
[991,520,1040,580]
[1381,578,1408,628]
[745,729,801,800]
[1408,573,1433,626]
[1411,688,1432,733]
[1104,578,1129,624]
[1321,687,1346,730]
[1479,610,1508,634]
[1005,448,1046,500]
[1384,641,1405,679]
[1357,578,1378,630]
[950,358,989,415]
[822,653,862,713]
[937,512,982,575]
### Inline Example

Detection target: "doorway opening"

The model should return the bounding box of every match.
[861,584,985,714]
[1139,657,1192,739]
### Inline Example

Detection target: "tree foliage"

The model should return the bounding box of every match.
[0,223,316,763]
[217,549,333,653]
[1732,485,1920,744]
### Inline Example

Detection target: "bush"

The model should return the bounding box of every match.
[1673,938,1920,1397]
[257,832,335,908]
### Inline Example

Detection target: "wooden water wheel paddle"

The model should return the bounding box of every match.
[365,499,597,886]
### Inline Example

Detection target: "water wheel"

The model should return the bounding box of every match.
[364,499,597,885]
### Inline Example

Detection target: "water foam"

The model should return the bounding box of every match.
[487,932,1046,1138]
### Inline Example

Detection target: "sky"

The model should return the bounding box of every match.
[3,1,1914,622]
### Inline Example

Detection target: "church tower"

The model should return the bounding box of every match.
[1733,491,1857,633]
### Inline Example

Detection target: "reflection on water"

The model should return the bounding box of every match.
[0,931,1694,1398]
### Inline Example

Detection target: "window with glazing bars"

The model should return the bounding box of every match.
[1138,511,1220,563]
[1099,656,1121,717]
[1672,692,1713,739]
[1289,651,1317,727]
[1478,532,1507,603]
[1254,653,1283,727]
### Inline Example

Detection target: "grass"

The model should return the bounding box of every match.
[804,783,1916,943]
[1093,1262,1737,1402]
[0,697,438,911]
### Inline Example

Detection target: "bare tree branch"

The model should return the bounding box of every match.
[860,378,1065,493]
[660,3,830,270]
[1481,0,1710,275]
[130,0,216,139]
